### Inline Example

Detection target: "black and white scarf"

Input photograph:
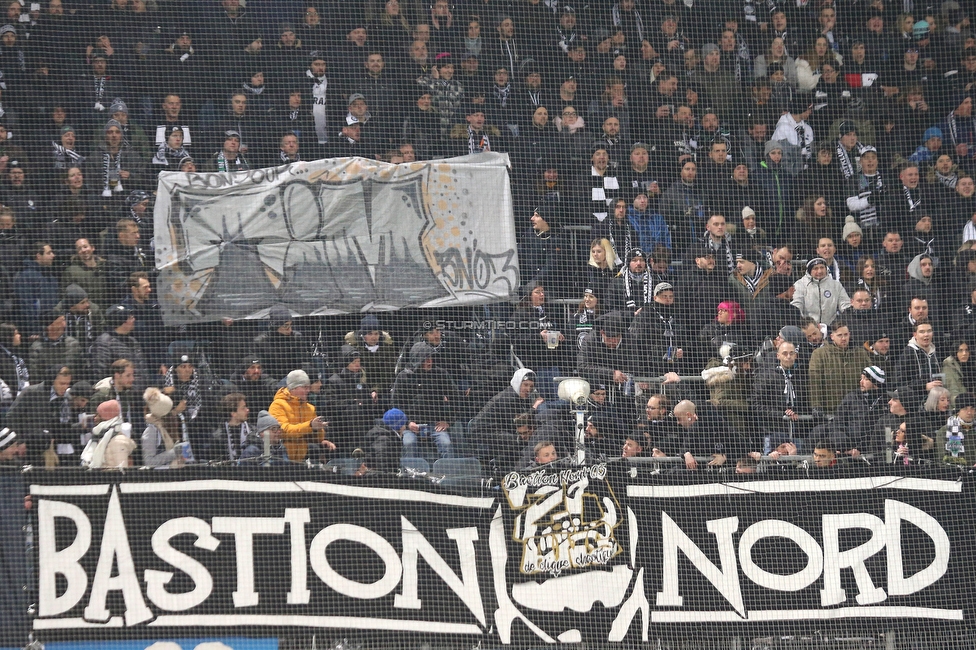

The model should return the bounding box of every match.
[152,142,189,166]
[307,68,329,144]
[464,36,482,56]
[52,142,84,170]
[935,169,959,189]
[467,126,491,153]
[706,233,736,274]
[65,311,94,354]
[946,110,976,147]
[105,378,134,423]
[855,172,883,228]
[556,27,578,54]
[575,308,596,347]
[623,269,652,307]
[213,150,247,172]
[242,82,264,97]
[836,140,865,179]
[904,184,922,213]
[779,366,796,405]
[611,3,644,41]
[91,74,107,107]
[222,420,251,460]
[0,344,28,394]
[51,386,70,424]
[118,122,132,149]
[165,367,201,421]
[532,305,554,333]
[856,277,882,309]
[740,265,764,294]
[493,83,511,107]
[280,150,300,163]
[98,149,124,197]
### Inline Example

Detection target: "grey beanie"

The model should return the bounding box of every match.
[255,410,280,434]
[64,283,88,306]
[700,43,719,57]
[286,369,310,391]
[764,140,784,157]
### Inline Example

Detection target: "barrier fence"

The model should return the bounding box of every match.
[3,463,976,650]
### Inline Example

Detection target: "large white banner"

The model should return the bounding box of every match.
[153,154,519,325]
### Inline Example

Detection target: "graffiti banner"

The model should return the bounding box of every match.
[152,154,519,325]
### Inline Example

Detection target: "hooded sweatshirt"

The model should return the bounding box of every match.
[895,336,942,396]
[469,368,538,443]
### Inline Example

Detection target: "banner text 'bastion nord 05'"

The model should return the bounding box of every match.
[26,466,976,646]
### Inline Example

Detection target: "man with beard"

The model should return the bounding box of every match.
[808,320,871,415]
[232,356,276,426]
[324,346,382,452]
[626,282,687,377]
[63,238,108,307]
[829,366,888,458]
[607,248,652,313]
[659,159,707,252]
[304,51,331,148]
[618,142,660,203]
[6,364,73,466]
[469,368,543,468]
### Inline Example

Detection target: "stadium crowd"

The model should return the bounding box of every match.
[1,0,976,475]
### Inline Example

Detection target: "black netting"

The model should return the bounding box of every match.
[3,0,976,648]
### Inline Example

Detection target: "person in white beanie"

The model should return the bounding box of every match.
[0,427,25,464]
[141,386,190,468]
[837,215,866,282]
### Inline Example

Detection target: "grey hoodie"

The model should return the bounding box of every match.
[906,253,934,286]
[510,367,536,393]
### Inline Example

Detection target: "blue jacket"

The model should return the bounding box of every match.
[627,207,672,252]
[13,260,59,336]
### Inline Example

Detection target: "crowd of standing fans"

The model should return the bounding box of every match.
[5,0,976,474]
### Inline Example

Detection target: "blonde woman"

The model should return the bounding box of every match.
[586,238,621,297]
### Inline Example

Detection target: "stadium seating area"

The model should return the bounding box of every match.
[0,0,975,475]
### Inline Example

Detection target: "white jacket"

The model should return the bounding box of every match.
[81,415,126,468]
[791,273,851,324]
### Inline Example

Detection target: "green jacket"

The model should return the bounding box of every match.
[808,343,871,413]
[943,356,970,405]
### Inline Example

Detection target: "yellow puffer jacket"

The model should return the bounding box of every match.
[269,386,321,462]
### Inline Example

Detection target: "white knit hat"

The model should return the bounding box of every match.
[143,387,173,418]
[286,369,310,391]
[842,215,863,241]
